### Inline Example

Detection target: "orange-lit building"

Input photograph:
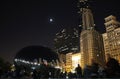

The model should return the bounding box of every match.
[103,15,120,62]
[65,52,81,72]
[79,0,105,68]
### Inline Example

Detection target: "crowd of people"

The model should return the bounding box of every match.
[74,56,120,78]
[0,56,120,79]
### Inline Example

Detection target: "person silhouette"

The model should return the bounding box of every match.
[75,64,82,78]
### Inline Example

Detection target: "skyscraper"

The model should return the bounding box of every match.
[54,27,80,54]
[54,27,80,70]
[79,0,105,68]
[104,15,120,62]
[102,33,110,61]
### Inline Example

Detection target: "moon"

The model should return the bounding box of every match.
[49,18,53,22]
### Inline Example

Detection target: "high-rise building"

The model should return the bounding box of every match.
[102,33,110,61]
[54,27,80,70]
[104,15,120,62]
[79,0,105,68]
[54,28,80,54]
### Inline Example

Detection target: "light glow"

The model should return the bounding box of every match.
[118,41,120,44]
[14,59,18,62]
[72,53,81,71]
[50,18,53,22]
[72,56,80,61]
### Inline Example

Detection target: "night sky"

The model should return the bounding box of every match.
[0,0,120,63]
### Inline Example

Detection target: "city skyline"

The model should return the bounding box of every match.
[0,0,120,63]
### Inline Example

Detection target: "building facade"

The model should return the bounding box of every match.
[102,33,110,61]
[65,52,81,72]
[65,53,72,72]
[54,27,80,70]
[72,53,81,71]
[54,28,80,54]
[79,0,105,68]
[104,15,120,62]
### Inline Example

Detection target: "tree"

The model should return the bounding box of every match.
[106,57,120,78]
[0,57,11,77]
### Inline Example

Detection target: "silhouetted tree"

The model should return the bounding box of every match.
[105,57,120,78]
[0,57,11,78]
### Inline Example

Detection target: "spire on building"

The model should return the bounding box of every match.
[77,0,89,10]
[78,0,95,30]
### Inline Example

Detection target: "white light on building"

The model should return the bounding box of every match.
[72,53,81,70]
